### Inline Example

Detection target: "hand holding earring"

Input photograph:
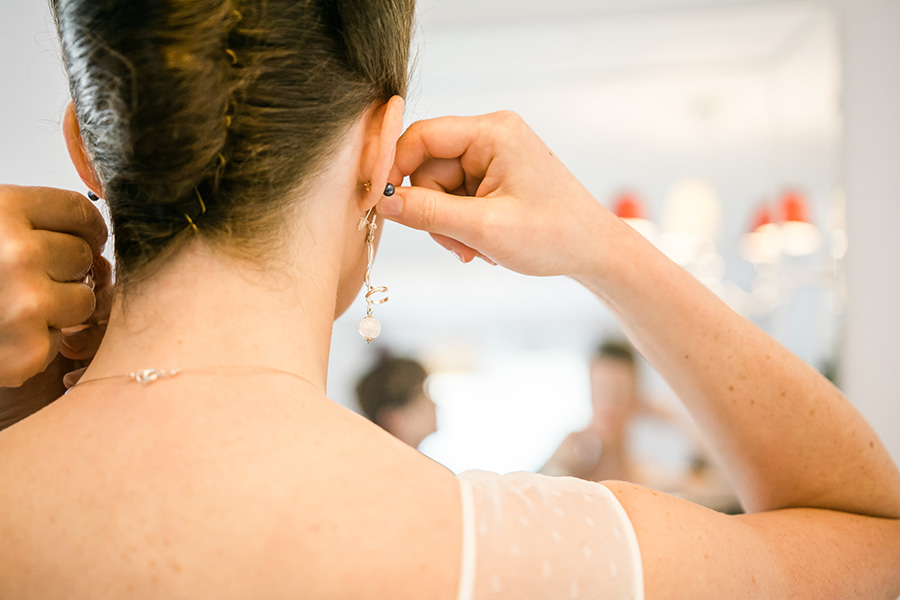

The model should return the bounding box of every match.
[357,183,395,343]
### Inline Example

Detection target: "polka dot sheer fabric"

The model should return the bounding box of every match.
[456,471,643,600]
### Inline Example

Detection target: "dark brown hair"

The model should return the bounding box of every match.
[356,356,427,426]
[51,0,414,284]
[593,339,637,367]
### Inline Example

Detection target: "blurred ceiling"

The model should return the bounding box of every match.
[410,0,838,149]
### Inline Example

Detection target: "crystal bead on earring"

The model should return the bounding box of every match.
[358,315,382,342]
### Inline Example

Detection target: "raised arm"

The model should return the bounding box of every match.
[382,112,900,599]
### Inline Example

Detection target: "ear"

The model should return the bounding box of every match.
[358,95,405,211]
[63,102,103,197]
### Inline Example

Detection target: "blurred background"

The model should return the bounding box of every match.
[2,0,898,478]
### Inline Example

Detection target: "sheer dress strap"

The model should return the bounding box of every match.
[456,470,644,600]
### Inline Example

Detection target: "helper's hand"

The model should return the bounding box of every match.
[59,253,113,388]
[0,185,108,388]
[382,111,616,278]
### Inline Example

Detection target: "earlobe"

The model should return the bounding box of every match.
[63,102,103,196]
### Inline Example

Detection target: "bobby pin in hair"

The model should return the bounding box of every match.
[184,188,208,234]
[224,101,236,128]
[184,213,199,233]
[194,187,207,215]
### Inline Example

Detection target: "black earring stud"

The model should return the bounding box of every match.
[87,191,100,201]
[383,183,395,197]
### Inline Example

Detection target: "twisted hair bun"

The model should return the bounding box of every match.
[52,0,414,283]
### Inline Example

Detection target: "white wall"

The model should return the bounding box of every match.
[0,3,75,190]
[840,0,900,466]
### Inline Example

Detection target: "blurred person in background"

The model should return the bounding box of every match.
[543,339,740,513]
[356,354,437,449]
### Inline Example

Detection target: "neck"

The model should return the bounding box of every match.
[84,242,341,392]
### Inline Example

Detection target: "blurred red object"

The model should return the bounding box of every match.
[779,190,812,223]
[750,202,774,232]
[613,192,646,220]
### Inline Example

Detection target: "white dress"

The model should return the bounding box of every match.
[457,471,644,600]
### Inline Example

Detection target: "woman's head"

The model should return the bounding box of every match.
[356,355,436,448]
[53,0,414,286]
[589,339,640,436]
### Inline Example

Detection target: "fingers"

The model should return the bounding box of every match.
[15,185,108,255]
[89,256,114,321]
[408,158,465,193]
[60,322,107,360]
[429,233,496,265]
[45,281,97,330]
[0,186,109,387]
[0,326,61,388]
[377,184,495,252]
[36,230,94,282]
[59,256,113,361]
[429,233,478,263]
[63,367,88,389]
[390,114,498,184]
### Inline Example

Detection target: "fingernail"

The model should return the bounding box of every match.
[62,330,89,352]
[478,255,497,266]
[63,372,77,389]
[63,370,85,389]
[449,249,464,262]
[378,194,402,217]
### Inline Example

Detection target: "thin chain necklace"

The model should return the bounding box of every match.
[66,366,321,393]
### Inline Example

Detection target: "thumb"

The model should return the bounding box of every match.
[376,185,488,249]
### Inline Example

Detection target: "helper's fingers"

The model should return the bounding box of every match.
[89,256,114,320]
[45,281,97,330]
[0,326,62,388]
[60,321,107,360]
[17,186,108,255]
[63,366,88,389]
[59,256,113,361]
[36,230,94,283]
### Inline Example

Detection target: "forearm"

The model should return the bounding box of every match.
[576,212,900,518]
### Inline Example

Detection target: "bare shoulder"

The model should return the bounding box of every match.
[0,382,461,600]
[602,481,900,600]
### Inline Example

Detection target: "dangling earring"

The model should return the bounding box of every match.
[357,209,389,343]
[356,183,395,343]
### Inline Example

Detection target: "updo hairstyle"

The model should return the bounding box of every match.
[51,0,414,284]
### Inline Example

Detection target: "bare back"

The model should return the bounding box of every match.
[0,377,461,599]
